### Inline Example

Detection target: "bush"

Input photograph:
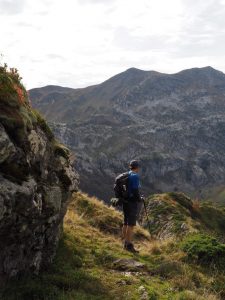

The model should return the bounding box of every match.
[181,234,225,268]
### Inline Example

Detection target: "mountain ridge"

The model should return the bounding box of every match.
[30,65,224,93]
[29,65,225,123]
[30,66,225,201]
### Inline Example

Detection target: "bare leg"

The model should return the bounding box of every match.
[125,226,134,244]
[122,225,127,240]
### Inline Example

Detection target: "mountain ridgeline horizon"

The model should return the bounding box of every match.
[30,66,225,201]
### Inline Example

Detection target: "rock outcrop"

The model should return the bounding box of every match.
[0,66,79,278]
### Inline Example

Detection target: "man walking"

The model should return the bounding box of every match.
[122,160,141,253]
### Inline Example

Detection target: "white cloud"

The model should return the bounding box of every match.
[0,0,26,15]
[77,0,116,5]
[1,0,225,89]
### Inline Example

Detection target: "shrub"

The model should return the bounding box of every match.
[181,234,225,268]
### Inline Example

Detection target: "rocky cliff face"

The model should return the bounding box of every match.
[0,66,79,278]
[30,66,225,201]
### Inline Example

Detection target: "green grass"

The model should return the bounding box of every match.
[1,192,224,300]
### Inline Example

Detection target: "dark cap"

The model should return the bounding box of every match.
[129,160,140,169]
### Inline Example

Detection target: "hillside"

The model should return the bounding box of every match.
[30,66,225,201]
[2,192,225,300]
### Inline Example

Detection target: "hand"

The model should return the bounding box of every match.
[141,196,145,201]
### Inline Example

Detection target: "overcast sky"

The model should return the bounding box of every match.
[1,0,225,89]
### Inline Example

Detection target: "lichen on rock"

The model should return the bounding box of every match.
[0,65,79,278]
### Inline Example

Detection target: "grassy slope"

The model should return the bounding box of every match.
[1,192,225,300]
[141,192,225,240]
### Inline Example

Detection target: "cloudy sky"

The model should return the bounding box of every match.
[1,0,225,89]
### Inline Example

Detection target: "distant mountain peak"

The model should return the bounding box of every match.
[196,66,222,74]
[201,66,225,75]
[124,67,144,73]
[175,66,225,79]
[203,66,215,70]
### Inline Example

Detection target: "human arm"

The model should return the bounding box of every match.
[130,174,141,201]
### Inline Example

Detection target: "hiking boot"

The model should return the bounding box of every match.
[124,242,139,254]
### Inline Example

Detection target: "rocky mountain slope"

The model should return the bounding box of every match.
[30,66,225,201]
[2,192,225,299]
[0,65,78,279]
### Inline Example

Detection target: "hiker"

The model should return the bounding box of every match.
[121,160,141,253]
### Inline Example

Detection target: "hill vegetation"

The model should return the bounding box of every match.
[1,192,225,300]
